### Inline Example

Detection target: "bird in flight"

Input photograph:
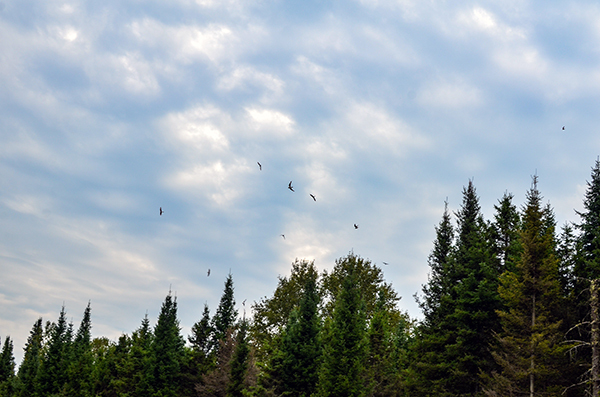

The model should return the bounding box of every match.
[243,299,246,306]
[207,269,210,276]
[562,126,565,130]
[354,224,359,229]
[281,234,286,240]
[310,194,316,201]
[288,181,294,192]
[257,162,262,170]
[383,262,389,266]
[159,207,164,216]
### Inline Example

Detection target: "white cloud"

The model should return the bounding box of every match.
[245,107,295,136]
[417,78,484,109]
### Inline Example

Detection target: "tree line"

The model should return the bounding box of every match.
[3,159,600,396]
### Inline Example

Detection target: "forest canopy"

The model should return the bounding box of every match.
[3,160,600,396]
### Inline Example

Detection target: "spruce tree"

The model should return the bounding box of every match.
[185,303,214,390]
[317,254,367,397]
[366,292,396,397]
[211,274,238,354]
[150,291,185,397]
[130,314,154,397]
[491,192,521,273]
[15,318,43,397]
[0,336,15,395]
[227,319,251,397]
[65,302,93,396]
[274,271,322,397]
[36,306,72,396]
[487,177,568,396]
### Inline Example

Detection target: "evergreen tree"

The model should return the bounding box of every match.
[272,271,322,397]
[251,259,320,364]
[365,292,395,397]
[487,177,568,396]
[198,329,236,397]
[415,181,499,395]
[130,314,154,396]
[65,302,93,396]
[36,306,72,396]
[184,304,213,392]
[317,254,367,397]
[211,274,238,354]
[150,291,186,397]
[15,318,43,397]
[227,319,251,397]
[418,199,454,326]
[0,336,15,395]
[491,192,521,273]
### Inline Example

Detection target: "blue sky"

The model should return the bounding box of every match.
[2,0,600,362]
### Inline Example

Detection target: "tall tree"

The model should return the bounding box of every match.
[184,303,214,392]
[36,306,72,396]
[487,176,568,396]
[15,318,44,397]
[415,181,499,395]
[211,274,238,354]
[317,254,367,397]
[150,291,185,397]
[227,319,252,397]
[0,336,15,395]
[65,302,94,396]
[491,192,521,273]
[365,292,396,397]
[271,271,322,397]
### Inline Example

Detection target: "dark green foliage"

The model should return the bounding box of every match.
[15,318,43,397]
[251,259,320,363]
[317,254,367,397]
[184,304,214,392]
[64,302,94,396]
[415,181,500,395]
[0,336,15,396]
[487,177,569,396]
[150,291,185,397]
[271,271,322,397]
[490,192,521,273]
[212,274,238,353]
[227,320,251,397]
[418,199,454,326]
[36,306,71,396]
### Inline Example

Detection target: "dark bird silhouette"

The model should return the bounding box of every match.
[310,194,316,201]
[207,269,210,277]
[383,262,389,266]
[159,207,164,216]
[562,126,565,130]
[354,223,359,229]
[281,234,286,240]
[288,181,294,192]
[257,161,262,170]
[243,299,246,306]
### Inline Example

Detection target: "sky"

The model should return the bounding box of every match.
[2,0,600,363]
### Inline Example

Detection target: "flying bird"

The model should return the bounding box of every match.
[207,269,210,277]
[281,234,286,240]
[383,262,389,266]
[288,181,294,192]
[159,207,164,216]
[257,162,262,170]
[310,194,316,201]
[562,126,565,130]
[354,224,359,229]
[243,299,246,306]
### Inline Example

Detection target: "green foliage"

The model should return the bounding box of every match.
[15,318,43,397]
[36,306,72,396]
[227,320,251,397]
[317,254,367,397]
[212,274,238,353]
[64,302,94,397]
[150,291,186,397]
[487,177,570,396]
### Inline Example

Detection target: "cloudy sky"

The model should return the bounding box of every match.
[2,0,600,362]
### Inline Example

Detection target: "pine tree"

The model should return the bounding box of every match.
[130,314,154,397]
[185,303,214,391]
[487,176,568,396]
[317,254,367,397]
[150,291,185,397]
[15,318,43,397]
[36,306,72,396]
[365,292,396,397]
[491,192,521,273]
[211,274,238,354]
